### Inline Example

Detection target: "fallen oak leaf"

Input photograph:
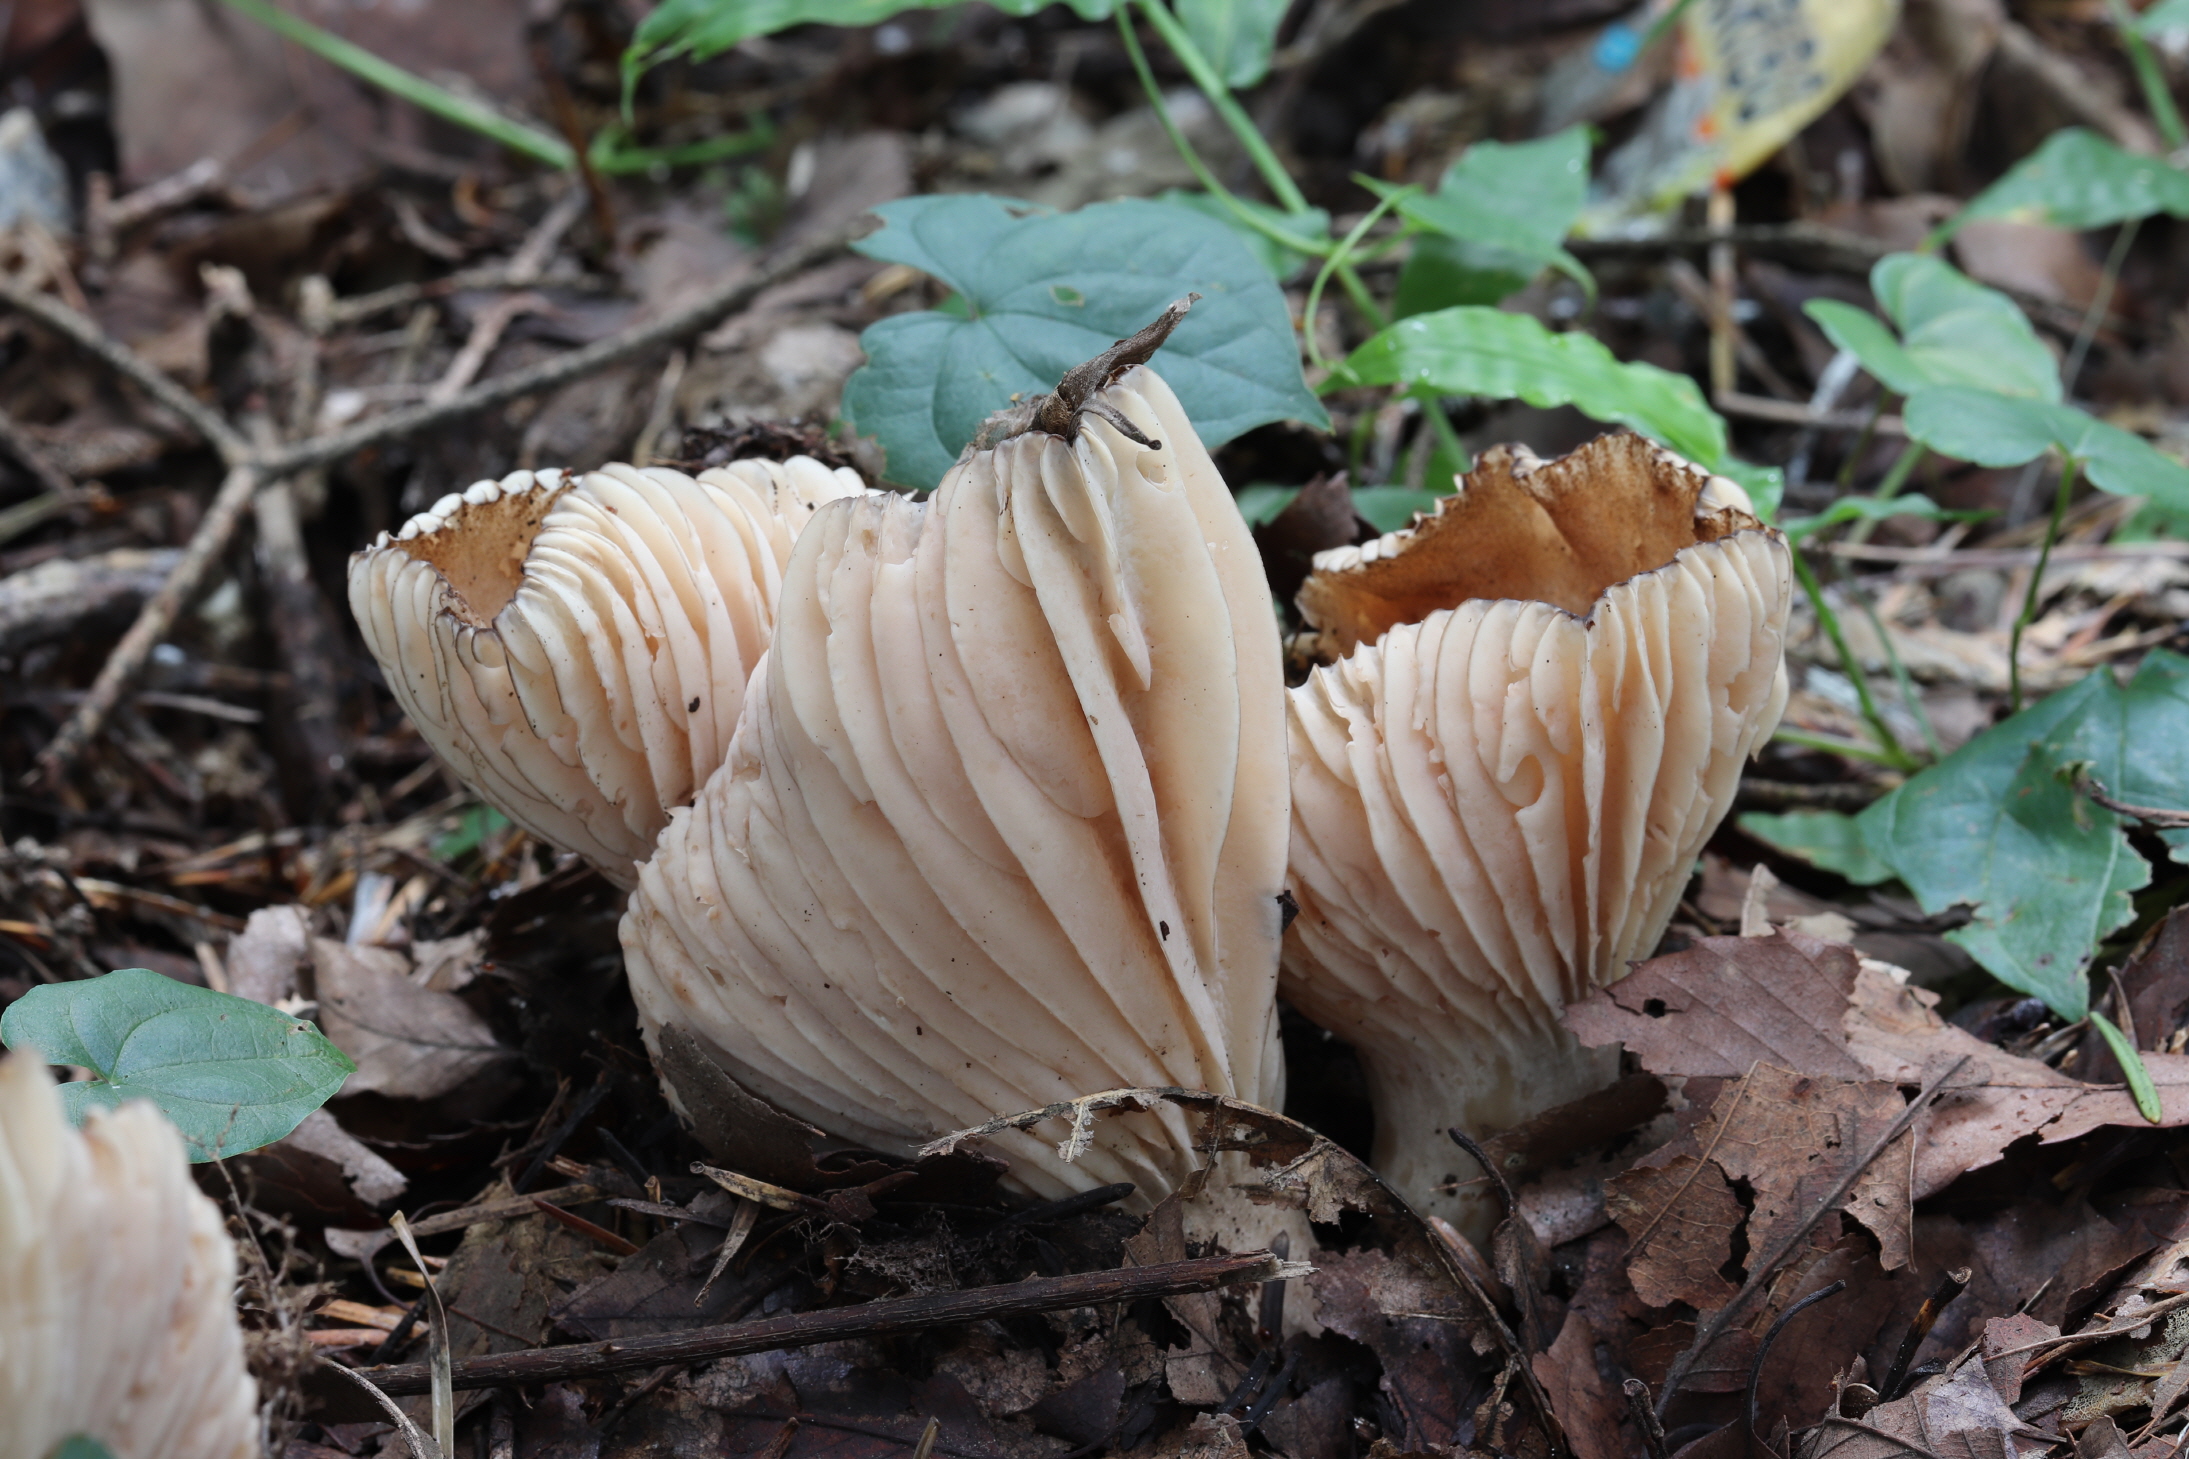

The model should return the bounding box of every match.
[1567,930,2189,1199]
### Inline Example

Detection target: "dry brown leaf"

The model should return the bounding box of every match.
[1568,930,2189,1199]
[1564,931,1869,1079]
[1699,1064,1914,1271]
[1603,1153,1741,1310]
[1532,1313,1625,1459]
[1802,1355,2029,1459]
[1308,1247,1484,1450]
[311,937,509,1099]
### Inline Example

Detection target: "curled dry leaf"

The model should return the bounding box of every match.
[1281,431,1792,1236]
[624,364,1289,1205]
[1566,928,2189,1198]
[0,1048,258,1459]
[349,458,870,887]
[311,936,510,1099]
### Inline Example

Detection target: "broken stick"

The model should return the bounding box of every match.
[8,224,863,781]
[346,1250,1291,1395]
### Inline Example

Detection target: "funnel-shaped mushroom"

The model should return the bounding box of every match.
[622,353,1289,1201]
[1283,433,1791,1236]
[0,1048,258,1459]
[350,458,869,886]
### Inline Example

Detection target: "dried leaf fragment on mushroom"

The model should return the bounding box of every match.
[1280,431,1793,1240]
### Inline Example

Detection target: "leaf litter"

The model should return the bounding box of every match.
[14,1,2189,1456]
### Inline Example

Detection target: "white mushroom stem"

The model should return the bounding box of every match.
[623,365,1290,1203]
[0,1048,259,1459]
[349,457,868,886]
[1281,435,1792,1239]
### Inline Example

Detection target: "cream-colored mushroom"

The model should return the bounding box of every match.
[349,457,869,886]
[0,1048,258,1459]
[622,342,1290,1203]
[1282,433,1791,1237]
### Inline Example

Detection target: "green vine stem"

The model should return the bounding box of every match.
[220,0,575,170]
[1843,440,1927,548]
[1131,0,1309,215]
[2109,0,2189,152]
[1113,13,1327,259]
[2065,218,2142,396]
[1791,545,1919,771]
[589,116,775,175]
[1771,725,1912,768]
[2010,455,2080,713]
[1126,0,1387,326]
[1855,592,1943,761]
[1834,395,1889,495]
[1304,193,1407,371]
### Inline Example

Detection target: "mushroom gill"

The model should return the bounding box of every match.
[349,457,869,886]
[621,351,1290,1203]
[1281,433,1791,1238]
[0,1048,259,1459]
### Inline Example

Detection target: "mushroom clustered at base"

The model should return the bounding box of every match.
[350,457,869,887]
[1282,432,1792,1239]
[0,1048,259,1459]
[621,363,1291,1202]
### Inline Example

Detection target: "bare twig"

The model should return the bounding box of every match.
[1749,1280,1847,1447]
[8,225,862,778]
[319,265,608,329]
[345,1251,1293,1395]
[426,292,549,405]
[1716,390,1908,436]
[330,1184,602,1267]
[103,157,224,234]
[1624,1379,1669,1459]
[30,463,266,783]
[1657,1057,1972,1415]
[2071,768,2189,829]
[0,403,80,498]
[1423,1216,1570,1458]
[257,226,860,478]
[1447,1124,1548,1353]
[1976,1289,2189,1366]
[633,348,689,465]
[1877,1267,1971,1401]
[0,275,250,463]
[0,490,90,547]
[508,185,590,284]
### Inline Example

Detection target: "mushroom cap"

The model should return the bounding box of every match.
[1281,433,1791,1227]
[349,457,869,886]
[0,1048,258,1459]
[622,365,1289,1201]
